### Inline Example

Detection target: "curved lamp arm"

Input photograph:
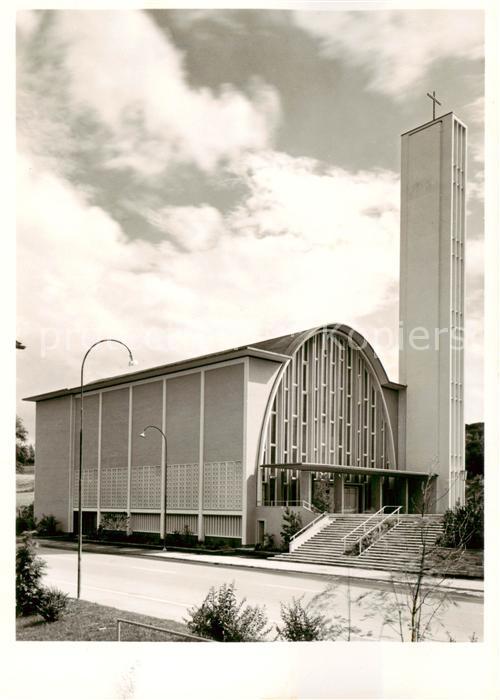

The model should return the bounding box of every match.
[139,425,168,550]
[77,338,137,599]
[139,424,167,442]
[81,338,137,390]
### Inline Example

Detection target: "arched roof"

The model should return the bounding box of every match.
[251,323,396,389]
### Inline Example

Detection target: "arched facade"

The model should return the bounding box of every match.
[256,325,398,509]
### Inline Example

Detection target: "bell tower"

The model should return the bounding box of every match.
[399,110,467,510]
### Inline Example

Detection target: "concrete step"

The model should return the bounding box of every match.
[278,514,444,572]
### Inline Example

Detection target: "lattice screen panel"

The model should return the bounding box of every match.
[167,463,199,509]
[100,467,128,508]
[131,465,161,509]
[72,468,97,508]
[203,461,242,510]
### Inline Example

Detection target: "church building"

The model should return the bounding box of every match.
[26,112,467,546]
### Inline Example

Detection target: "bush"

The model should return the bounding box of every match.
[37,586,68,622]
[276,598,329,641]
[440,482,483,549]
[439,497,483,549]
[37,514,61,536]
[97,512,130,541]
[255,533,277,552]
[167,526,198,548]
[280,507,303,550]
[16,533,46,616]
[16,503,37,535]
[185,582,270,642]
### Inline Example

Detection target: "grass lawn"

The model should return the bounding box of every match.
[16,474,35,508]
[16,474,35,492]
[16,490,34,508]
[16,598,203,642]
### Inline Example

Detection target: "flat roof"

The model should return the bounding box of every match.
[24,322,404,402]
[261,462,435,479]
[24,346,291,402]
[400,111,466,137]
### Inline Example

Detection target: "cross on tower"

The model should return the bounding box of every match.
[426,90,442,121]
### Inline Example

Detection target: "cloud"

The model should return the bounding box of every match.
[16,10,41,38]
[17,144,404,429]
[293,10,483,97]
[143,204,226,252]
[38,10,281,176]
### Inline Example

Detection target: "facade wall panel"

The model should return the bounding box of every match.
[101,388,129,468]
[131,381,163,467]
[72,394,99,469]
[204,514,242,539]
[166,373,200,464]
[204,364,243,462]
[34,396,72,530]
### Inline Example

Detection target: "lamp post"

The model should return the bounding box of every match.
[139,425,168,551]
[77,339,137,599]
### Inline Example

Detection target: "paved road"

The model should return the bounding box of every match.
[39,547,483,641]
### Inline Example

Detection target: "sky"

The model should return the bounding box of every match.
[16,8,485,440]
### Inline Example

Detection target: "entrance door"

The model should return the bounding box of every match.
[344,486,360,513]
[257,520,265,545]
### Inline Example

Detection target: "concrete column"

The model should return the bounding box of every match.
[333,474,344,513]
[394,477,409,513]
[300,471,312,504]
[197,371,205,542]
[370,476,383,511]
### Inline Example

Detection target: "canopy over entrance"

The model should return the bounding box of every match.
[259,463,437,514]
[261,462,436,479]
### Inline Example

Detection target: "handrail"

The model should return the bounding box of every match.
[257,500,322,512]
[359,508,401,551]
[342,505,402,554]
[341,506,388,543]
[302,500,322,514]
[116,618,212,642]
[290,511,329,544]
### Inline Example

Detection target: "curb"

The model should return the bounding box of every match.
[37,539,484,598]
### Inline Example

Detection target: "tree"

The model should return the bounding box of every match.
[368,475,466,642]
[280,507,303,549]
[440,480,483,549]
[16,416,35,473]
[16,533,46,616]
[465,422,484,478]
[185,582,270,642]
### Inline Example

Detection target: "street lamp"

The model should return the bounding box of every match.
[139,425,168,551]
[77,339,137,599]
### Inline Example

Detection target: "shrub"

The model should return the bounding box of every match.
[276,598,329,641]
[37,514,61,536]
[167,526,197,548]
[16,533,46,616]
[16,503,37,535]
[439,498,483,549]
[255,533,276,552]
[280,507,303,550]
[37,586,68,622]
[97,512,130,541]
[185,582,270,642]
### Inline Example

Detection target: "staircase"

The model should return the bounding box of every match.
[274,514,444,573]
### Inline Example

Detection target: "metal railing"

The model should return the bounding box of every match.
[257,500,321,512]
[342,506,402,555]
[116,618,213,642]
[289,511,330,551]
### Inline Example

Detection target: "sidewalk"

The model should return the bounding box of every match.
[37,538,484,597]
